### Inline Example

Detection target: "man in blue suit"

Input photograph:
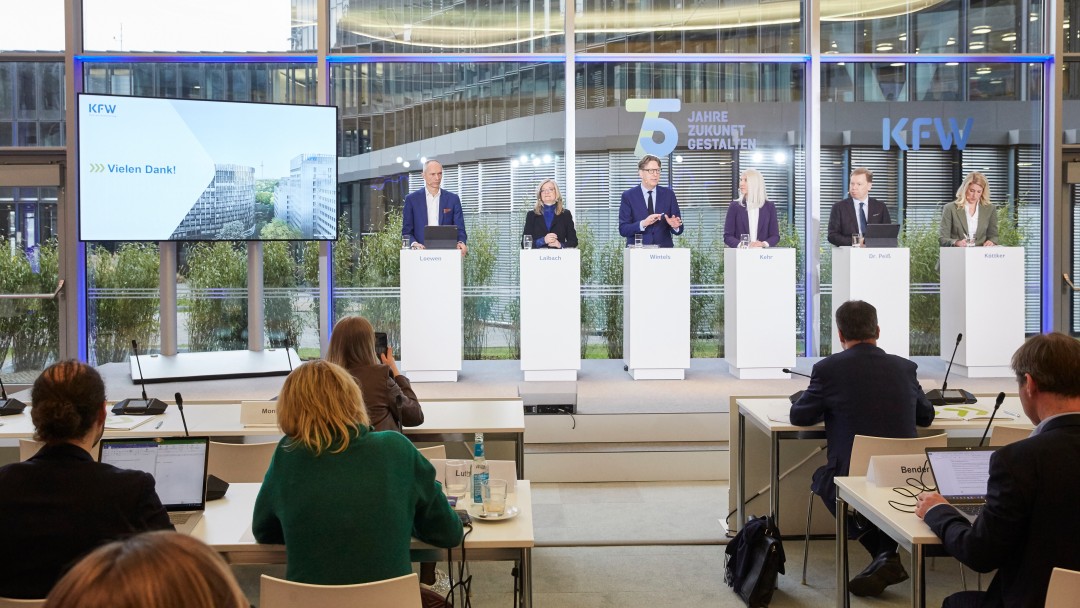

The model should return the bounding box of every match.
[402,160,468,256]
[790,300,934,597]
[618,154,683,247]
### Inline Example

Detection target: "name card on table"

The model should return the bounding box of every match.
[240,400,278,427]
[866,454,933,488]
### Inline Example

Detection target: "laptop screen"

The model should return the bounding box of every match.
[99,437,209,510]
[926,447,995,501]
[424,225,459,249]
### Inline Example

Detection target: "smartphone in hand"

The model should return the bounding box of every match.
[375,332,388,356]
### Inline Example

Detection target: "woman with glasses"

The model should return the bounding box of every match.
[522,178,577,249]
[723,168,780,248]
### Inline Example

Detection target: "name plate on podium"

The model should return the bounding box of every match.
[240,400,278,427]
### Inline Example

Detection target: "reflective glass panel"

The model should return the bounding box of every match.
[0,61,66,147]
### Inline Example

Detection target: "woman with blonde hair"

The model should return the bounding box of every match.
[327,315,423,433]
[522,178,578,249]
[44,531,248,608]
[253,360,463,585]
[723,168,780,248]
[939,171,998,247]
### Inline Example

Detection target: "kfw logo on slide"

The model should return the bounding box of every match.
[86,103,117,114]
[627,99,681,157]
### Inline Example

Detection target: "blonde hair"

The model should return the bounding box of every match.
[533,179,565,215]
[952,171,991,208]
[278,360,370,456]
[738,169,769,210]
[44,532,248,608]
[327,315,379,368]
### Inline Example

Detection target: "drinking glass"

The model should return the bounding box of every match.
[634,233,644,248]
[852,234,864,247]
[481,479,508,516]
[444,460,469,500]
[402,236,411,250]
[965,236,976,247]
[739,234,750,249]
[523,235,533,249]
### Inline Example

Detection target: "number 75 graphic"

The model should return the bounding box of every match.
[626,99,681,158]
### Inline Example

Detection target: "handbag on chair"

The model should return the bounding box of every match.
[725,515,786,607]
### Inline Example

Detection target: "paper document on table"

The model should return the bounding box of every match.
[104,415,158,430]
[933,405,1019,421]
[767,413,791,423]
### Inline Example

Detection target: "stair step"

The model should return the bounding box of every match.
[526,441,727,454]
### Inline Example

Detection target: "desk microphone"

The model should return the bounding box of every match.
[782,368,810,404]
[925,333,976,406]
[0,376,27,416]
[174,392,190,437]
[978,392,1006,447]
[175,390,230,501]
[112,340,168,415]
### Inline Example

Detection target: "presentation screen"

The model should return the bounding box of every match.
[77,94,338,242]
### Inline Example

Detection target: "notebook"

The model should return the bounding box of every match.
[424,225,459,250]
[925,446,996,522]
[99,436,210,534]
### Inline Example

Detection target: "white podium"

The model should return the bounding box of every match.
[400,249,462,382]
[623,248,690,380]
[940,247,1025,377]
[724,248,796,379]
[520,249,581,381]
[831,247,910,357]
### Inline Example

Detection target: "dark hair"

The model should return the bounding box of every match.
[30,360,106,443]
[1011,332,1080,397]
[834,300,878,342]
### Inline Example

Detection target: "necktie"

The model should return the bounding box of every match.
[858,202,867,235]
[647,190,654,215]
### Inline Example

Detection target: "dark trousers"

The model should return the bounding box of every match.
[941,590,984,608]
[821,492,899,558]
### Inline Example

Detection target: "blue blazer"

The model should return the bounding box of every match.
[618,185,683,248]
[402,188,467,245]
[723,200,780,248]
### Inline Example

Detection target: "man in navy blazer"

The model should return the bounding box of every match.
[618,154,683,248]
[790,300,934,597]
[917,333,1080,608]
[401,160,468,255]
[827,167,891,247]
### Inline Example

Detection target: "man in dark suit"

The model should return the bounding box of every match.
[790,300,934,597]
[827,167,891,247]
[0,361,173,599]
[916,332,1080,608]
[618,154,683,248]
[401,159,468,255]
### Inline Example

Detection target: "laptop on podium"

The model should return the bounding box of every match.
[864,223,900,248]
[424,225,459,250]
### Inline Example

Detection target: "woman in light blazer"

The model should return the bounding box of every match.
[723,168,780,248]
[939,171,998,247]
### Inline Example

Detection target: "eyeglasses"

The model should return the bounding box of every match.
[641,168,661,174]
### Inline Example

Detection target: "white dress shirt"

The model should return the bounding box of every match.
[965,204,979,239]
[426,189,441,226]
[747,206,760,242]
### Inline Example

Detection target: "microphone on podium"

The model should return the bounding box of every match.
[782,368,810,404]
[112,340,168,415]
[925,333,977,406]
[0,376,27,416]
[979,392,1007,447]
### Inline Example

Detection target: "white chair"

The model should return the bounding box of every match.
[989,424,1032,447]
[417,445,446,461]
[207,441,277,483]
[1045,567,1080,608]
[0,598,46,607]
[18,439,44,462]
[260,573,421,608]
[801,433,948,584]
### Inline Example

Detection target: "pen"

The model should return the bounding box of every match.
[154,421,164,429]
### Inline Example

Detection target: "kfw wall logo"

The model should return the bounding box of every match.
[882,117,973,151]
[627,99,681,157]
[86,103,117,114]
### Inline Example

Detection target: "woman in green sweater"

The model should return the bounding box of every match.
[252,360,464,584]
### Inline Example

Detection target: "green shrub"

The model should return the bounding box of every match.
[87,243,160,363]
[597,237,624,359]
[183,242,248,351]
[902,221,941,356]
[464,224,497,359]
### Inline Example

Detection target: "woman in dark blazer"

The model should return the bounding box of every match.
[939,171,998,247]
[522,178,577,249]
[723,168,780,248]
[326,316,423,433]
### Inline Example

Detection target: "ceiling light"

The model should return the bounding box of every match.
[972,25,992,35]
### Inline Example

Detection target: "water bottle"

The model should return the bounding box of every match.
[471,432,489,504]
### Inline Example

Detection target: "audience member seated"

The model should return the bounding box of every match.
[253,360,464,585]
[326,315,424,433]
[0,361,173,600]
[43,531,248,608]
[916,333,1080,608]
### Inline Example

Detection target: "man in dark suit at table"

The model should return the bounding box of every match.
[401,159,468,256]
[618,154,683,247]
[827,167,891,247]
[790,300,934,597]
[0,361,173,599]
[916,332,1080,608]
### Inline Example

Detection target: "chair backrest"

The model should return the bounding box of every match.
[0,598,46,607]
[207,441,278,483]
[417,445,446,461]
[18,439,44,462]
[990,424,1032,447]
[260,573,421,608]
[849,433,949,477]
[1045,567,1080,608]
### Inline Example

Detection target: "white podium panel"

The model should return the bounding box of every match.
[724,248,796,379]
[940,247,1025,378]
[623,248,691,380]
[520,249,581,381]
[400,250,462,382]
[831,247,910,358]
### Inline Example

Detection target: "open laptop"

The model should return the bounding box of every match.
[99,436,210,534]
[864,223,900,248]
[925,446,996,522]
[424,225,459,250]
